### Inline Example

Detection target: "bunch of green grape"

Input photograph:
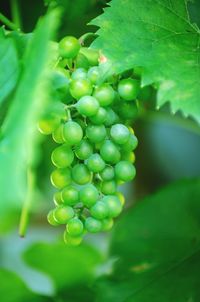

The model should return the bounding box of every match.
[38,36,140,246]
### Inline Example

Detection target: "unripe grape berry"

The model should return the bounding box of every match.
[87,153,105,173]
[53,191,63,206]
[53,205,74,224]
[86,124,107,143]
[52,124,65,144]
[100,140,121,164]
[75,139,93,160]
[93,84,115,106]
[51,168,71,189]
[71,68,87,80]
[47,209,59,226]
[102,195,122,218]
[63,121,83,145]
[76,96,99,117]
[104,108,119,126]
[75,53,90,69]
[90,201,108,220]
[69,78,93,100]
[79,184,99,208]
[110,124,130,145]
[118,78,140,101]
[63,231,83,246]
[72,164,92,185]
[89,107,107,125]
[100,166,115,181]
[101,218,114,231]
[51,145,74,168]
[119,101,138,120]
[115,161,136,182]
[79,47,99,66]
[85,217,102,233]
[121,134,138,151]
[87,66,101,84]
[66,218,84,236]
[59,36,80,59]
[121,151,135,163]
[61,185,79,205]
[101,180,117,195]
[115,191,125,206]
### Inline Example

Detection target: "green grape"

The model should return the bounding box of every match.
[104,108,119,126]
[53,191,63,206]
[47,209,60,226]
[121,134,138,151]
[110,124,130,145]
[101,218,114,231]
[90,201,108,220]
[51,145,74,168]
[63,231,83,246]
[85,217,102,233]
[93,84,115,107]
[86,124,107,143]
[76,96,99,117]
[87,153,105,173]
[87,66,101,84]
[75,139,93,160]
[75,53,90,69]
[53,205,74,224]
[121,151,135,163]
[100,140,121,164]
[51,168,71,189]
[102,195,122,218]
[79,184,99,208]
[66,218,84,236]
[38,102,66,135]
[118,78,140,101]
[115,161,136,182]
[118,101,138,120]
[61,185,79,205]
[72,164,92,185]
[63,121,83,145]
[59,36,80,59]
[89,107,107,125]
[71,68,87,80]
[52,124,65,144]
[79,47,99,66]
[101,180,117,195]
[69,78,93,100]
[115,191,125,206]
[100,166,115,181]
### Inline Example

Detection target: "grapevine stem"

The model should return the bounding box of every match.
[10,0,22,30]
[18,168,35,237]
[0,12,19,31]
[79,32,97,45]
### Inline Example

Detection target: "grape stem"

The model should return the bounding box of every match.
[79,32,97,45]
[18,168,35,237]
[0,12,19,31]
[10,0,22,30]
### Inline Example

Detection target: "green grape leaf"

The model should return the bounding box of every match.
[0,32,19,106]
[23,242,102,295]
[0,11,59,219]
[95,179,200,301]
[91,0,200,122]
[0,269,52,302]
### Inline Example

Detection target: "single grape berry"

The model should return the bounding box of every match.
[51,145,74,168]
[53,191,63,206]
[66,218,84,236]
[79,47,99,66]
[100,140,121,164]
[120,134,138,151]
[51,168,71,189]
[110,124,130,145]
[86,124,107,143]
[61,185,79,205]
[53,205,74,224]
[72,164,92,185]
[75,139,93,160]
[76,96,99,117]
[90,201,108,220]
[87,66,101,84]
[47,210,59,226]
[89,107,107,125]
[102,195,122,218]
[115,161,136,182]
[69,78,93,100]
[63,121,83,145]
[101,218,114,231]
[118,101,138,120]
[118,78,140,101]
[85,217,102,233]
[101,180,117,195]
[100,166,115,181]
[104,108,119,126]
[79,184,99,208]
[71,68,87,80]
[52,124,65,144]
[63,231,83,246]
[75,53,90,69]
[87,153,105,173]
[121,151,135,163]
[59,36,80,59]
[93,84,115,106]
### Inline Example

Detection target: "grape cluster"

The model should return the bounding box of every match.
[38,36,139,246]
